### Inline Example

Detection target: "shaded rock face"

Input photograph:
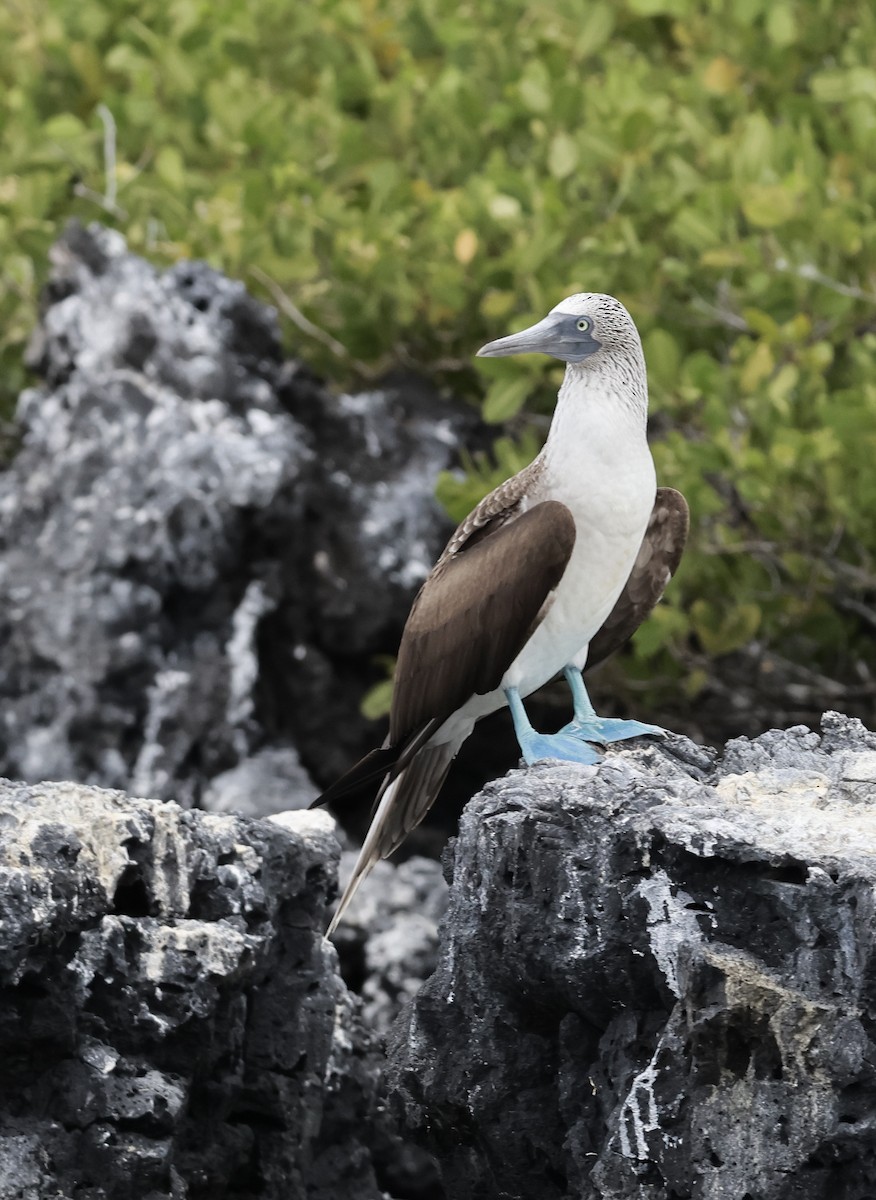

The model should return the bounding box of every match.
[388,713,876,1200]
[0,777,429,1200]
[2,222,481,813]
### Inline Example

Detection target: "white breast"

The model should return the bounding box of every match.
[433,376,655,743]
[506,402,655,692]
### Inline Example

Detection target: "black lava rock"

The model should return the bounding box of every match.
[387,713,876,1200]
[0,777,426,1200]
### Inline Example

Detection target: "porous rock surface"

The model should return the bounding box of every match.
[0,777,423,1200]
[331,853,449,1033]
[2,221,482,813]
[388,712,876,1200]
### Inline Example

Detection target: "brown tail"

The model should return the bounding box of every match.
[311,745,399,809]
[312,718,441,809]
[325,736,461,936]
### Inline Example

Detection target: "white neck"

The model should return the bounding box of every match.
[542,356,649,476]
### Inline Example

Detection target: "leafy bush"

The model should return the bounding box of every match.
[3,0,876,715]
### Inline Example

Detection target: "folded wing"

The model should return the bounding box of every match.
[391,498,577,741]
[314,497,576,808]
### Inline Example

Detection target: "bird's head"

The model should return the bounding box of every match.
[476,293,641,366]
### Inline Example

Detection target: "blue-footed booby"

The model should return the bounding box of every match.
[316,294,688,934]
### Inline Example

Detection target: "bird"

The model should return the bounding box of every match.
[315,293,688,935]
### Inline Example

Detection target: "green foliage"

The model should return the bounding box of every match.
[4,0,876,703]
[360,657,396,721]
[435,430,543,523]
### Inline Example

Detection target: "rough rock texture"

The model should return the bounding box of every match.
[330,854,449,1033]
[0,777,434,1200]
[2,221,483,817]
[388,713,876,1200]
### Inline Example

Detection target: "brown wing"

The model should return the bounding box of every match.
[586,487,689,671]
[390,499,576,742]
[314,463,556,811]
[437,458,544,561]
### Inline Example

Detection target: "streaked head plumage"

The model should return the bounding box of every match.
[477,292,642,366]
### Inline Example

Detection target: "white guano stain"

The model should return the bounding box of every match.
[637,870,703,999]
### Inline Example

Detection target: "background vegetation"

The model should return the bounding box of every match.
[3,0,876,729]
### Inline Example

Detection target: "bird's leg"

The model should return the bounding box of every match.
[559,666,667,745]
[505,686,603,766]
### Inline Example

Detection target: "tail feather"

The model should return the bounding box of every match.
[311,745,398,809]
[312,718,441,810]
[325,737,461,937]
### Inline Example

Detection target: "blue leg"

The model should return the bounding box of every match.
[559,667,666,745]
[505,686,603,766]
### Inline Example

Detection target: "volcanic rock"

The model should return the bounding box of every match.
[388,713,876,1200]
[0,777,411,1199]
[2,222,481,814]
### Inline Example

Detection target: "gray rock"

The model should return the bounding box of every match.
[0,778,403,1199]
[202,745,318,816]
[330,854,449,1032]
[290,381,469,657]
[387,714,876,1200]
[4,225,311,805]
[1,223,481,810]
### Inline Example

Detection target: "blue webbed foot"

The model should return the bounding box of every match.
[517,729,603,767]
[560,666,666,746]
[558,715,666,746]
[505,685,603,768]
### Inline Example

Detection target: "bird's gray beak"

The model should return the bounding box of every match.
[476,313,568,358]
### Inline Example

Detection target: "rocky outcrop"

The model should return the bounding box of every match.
[0,777,444,1200]
[387,713,876,1200]
[2,222,484,820]
[5,710,876,1199]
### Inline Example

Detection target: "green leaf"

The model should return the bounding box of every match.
[360,677,394,721]
[155,145,186,192]
[765,4,797,46]
[626,0,691,14]
[42,113,89,141]
[548,132,578,181]
[811,67,876,103]
[691,599,762,656]
[644,328,681,388]
[575,4,615,56]
[741,184,797,228]
[482,376,531,424]
[518,62,551,114]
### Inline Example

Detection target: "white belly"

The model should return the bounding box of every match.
[507,449,655,687]
[429,367,658,745]
[433,448,656,742]
[505,515,648,689]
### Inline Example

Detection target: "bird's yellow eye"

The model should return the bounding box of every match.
[577,318,590,332]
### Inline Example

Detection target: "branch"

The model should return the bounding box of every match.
[775,258,876,305]
[249,267,372,375]
[72,103,127,218]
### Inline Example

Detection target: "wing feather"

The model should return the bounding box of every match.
[391,499,576,741]
[438,458,543,560]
